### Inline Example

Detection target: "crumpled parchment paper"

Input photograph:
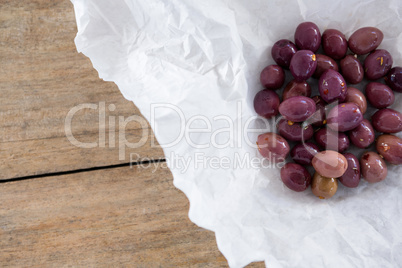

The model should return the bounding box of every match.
[71,0,402,267]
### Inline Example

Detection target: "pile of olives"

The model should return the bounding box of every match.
[255,22,402,199]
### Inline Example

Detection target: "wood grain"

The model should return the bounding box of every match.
[0,165,264,267]
[0,0,164,180]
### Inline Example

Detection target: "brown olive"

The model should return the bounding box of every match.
[360,152,388,183]
[311,172,338,199]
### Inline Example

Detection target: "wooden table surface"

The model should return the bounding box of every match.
[0,1,263,267]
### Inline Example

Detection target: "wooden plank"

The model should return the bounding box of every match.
[0,165,264,267]
[0,0,164,180]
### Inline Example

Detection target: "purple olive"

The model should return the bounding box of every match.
[278,96,316,122]
[314,128,350,153]
[294,22,321,52]
[271,39,298,68]
[385,67,402,93]
[318,69,347,103]
[339,153,360,188]
[257,133,290,163]
[348,27,384,55]
[260,65,285,90]
[290,50,317,82]
[340,55,364,84]
[291,142,320,166]
[253,89,280,119]
[345,87,367,114]
[277,119,314,141]
[365,82,395,109]
[327,103,363,132]
[313,54,339,79]
[282,80,311,100]
[371,108,402,133]
[376,134,402,165]
[280,163,312,192]
[360,152,387,183]
[348,119,375,148]
[364,49,393,80]
[322,29,348,60]
[307,95,327,127]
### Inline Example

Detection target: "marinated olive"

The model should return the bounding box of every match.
[290,142,320,166]
[260,65,285,90]
[327,103,363,132]
[271,39,298,68]
[312,150,348,178]
[257,133,290,163]
[365,82,395,109]
[278,96,316,122]
[253,89,280,119]
[313,54,339,79]
[290,50,318,81]
[282,80,312,100]
[385,67,402,93]
[322,29,347,60]
[339,153,360,188]
[376,134,402,165]
[348,119,375,148]
[311,172,338,199]
[340,55,364,84]
[294,22,321,52]
[277,119,314,142]
[360,152,388,183]
[345,87,367,114]
[314,128,350,153]
[281,163,312,192]
[371,108,402,133]
[318,69,347,103]
[348,27,383,55]
[364,49,393,80]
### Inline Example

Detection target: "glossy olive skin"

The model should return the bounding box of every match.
[319,69,347,103]
[345,87,367,114]
[257,133,290,163]
[340,55,364,84]
[282,80,311,100]
[339,153,360,188]
[327,103,363,132]
[291,142,320,165]
[278,96,316,122]
[376,134,402,165]
[277,119,314,141]
[271,39,298,68]
[308,95,327,127]
[290,50,317,82]
[280,163,312,192]
[365,82,395,109]
[314,128,350,153]
[371,108,402,133]
[294,22,321,52]
[348,27,384,55]
[313,54,339,79]
[364,49,393,80]
[312,150,348,178]
[253,89,280,119]
[260,65,285,90]
[385,67,402,93]
[360,152,388,183]
[322,29,347,60]
[348,119,375,148]
[311,172,338,199]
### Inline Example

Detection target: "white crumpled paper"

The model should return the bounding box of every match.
[71,0,402,267]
